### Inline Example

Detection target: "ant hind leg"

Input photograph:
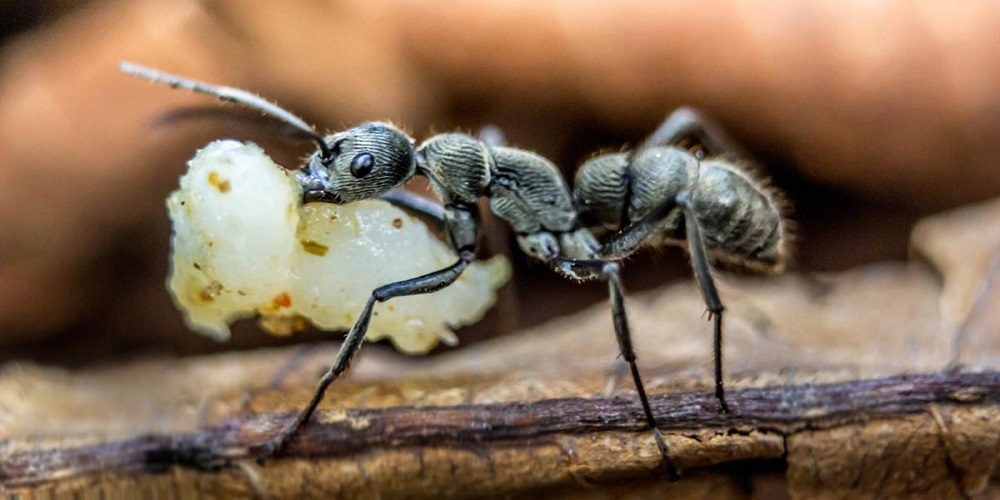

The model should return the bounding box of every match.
[676,192,731,413]
[595,189,732,414]
[638,107,747,159]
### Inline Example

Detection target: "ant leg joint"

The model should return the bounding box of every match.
[457,249,477,262]
[676,191,694,208]
[601,261,620,277]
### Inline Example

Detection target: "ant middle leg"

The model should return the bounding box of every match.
[257,251,475,461]
[551,258,679,479]
[595,191,732,413]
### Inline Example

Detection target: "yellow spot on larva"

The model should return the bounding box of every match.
[392,218,403,229]
[207,171,231,193]
[300,239,329,256]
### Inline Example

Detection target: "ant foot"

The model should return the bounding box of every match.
[254,425,297,464]
[651,428,680,481]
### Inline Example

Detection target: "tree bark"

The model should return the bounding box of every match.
[2,195,999,498]
[2,369,999,498]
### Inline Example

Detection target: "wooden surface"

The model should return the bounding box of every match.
[2,200,999,497]
[3,370,998,497]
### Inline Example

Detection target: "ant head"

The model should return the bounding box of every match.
[117,63,417,203]
[298,122,416,204]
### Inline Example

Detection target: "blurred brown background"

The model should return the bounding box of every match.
[2,0,1000,365]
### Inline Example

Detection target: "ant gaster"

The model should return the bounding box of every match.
[122,62,791,478]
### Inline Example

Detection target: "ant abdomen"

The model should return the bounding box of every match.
[691,159,788,273]
[575,147,788,273]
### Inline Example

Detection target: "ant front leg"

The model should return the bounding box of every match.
[258,250,474,460]
[552,257,679,480]
[257,242,476,461]
[380,189,447,228]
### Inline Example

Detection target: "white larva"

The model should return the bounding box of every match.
[166,140,510,354]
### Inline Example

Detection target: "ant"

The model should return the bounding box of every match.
[121,61,791,478]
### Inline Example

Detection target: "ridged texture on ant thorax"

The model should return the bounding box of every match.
[487,147,578,234]
[627,147,696,230]
[418,133,492,204]
[573,152,629,228]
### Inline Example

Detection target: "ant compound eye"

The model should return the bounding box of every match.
[350,152,374,178]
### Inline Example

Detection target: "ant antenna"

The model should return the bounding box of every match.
[120,61,332,160]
